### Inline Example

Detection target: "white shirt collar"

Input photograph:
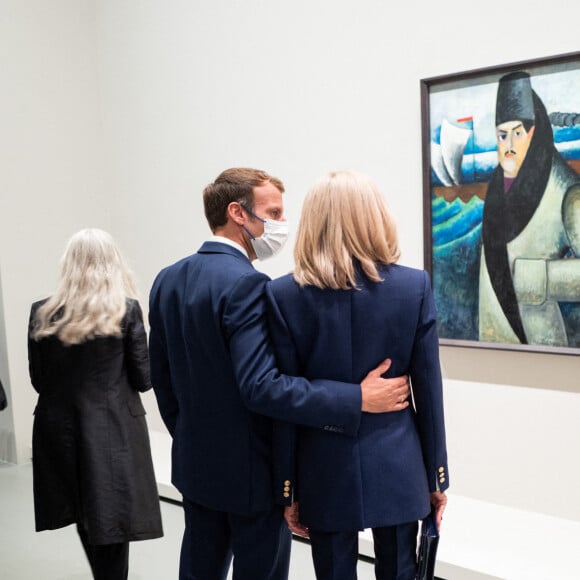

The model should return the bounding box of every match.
[210,235,249,259]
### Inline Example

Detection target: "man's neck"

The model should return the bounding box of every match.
[210,235,249,258]
[214,222,256,261]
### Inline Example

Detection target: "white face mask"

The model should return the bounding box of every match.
[242,207,289,261]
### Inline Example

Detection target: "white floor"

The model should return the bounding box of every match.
[0,462,377,579]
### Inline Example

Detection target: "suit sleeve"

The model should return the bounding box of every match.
[225,270,362,437]
[148,278,179,436]
[124,300,153,393]
[409,271,449,492]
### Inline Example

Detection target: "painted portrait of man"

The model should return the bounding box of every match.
[427,61,580,349]
[479,72,580,346]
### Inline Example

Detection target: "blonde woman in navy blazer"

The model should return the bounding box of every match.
[266,171,449,580]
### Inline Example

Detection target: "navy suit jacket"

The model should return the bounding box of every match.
[148,241,364,516]
[266,264,449,531]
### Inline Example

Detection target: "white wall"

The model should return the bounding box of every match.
[0,0,110,462]
[1,0,579,527]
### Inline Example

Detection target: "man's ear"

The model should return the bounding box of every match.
[227,202,245,226]
[528,125,536,139]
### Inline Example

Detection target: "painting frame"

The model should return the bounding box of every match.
[421,51,580,355]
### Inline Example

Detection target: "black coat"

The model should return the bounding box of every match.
[28,298,163,545]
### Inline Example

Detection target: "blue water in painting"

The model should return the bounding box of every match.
[431,195,483,340]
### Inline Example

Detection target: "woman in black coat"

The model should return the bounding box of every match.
[28,228,163,580]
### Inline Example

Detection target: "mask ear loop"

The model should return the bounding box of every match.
[242,225,256,240]
[239,204,265,240]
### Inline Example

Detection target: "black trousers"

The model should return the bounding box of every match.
[309,522,418,580]
[76,525,129,580]
[179,497,291,580]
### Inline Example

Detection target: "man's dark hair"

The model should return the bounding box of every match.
[203,168,285,232]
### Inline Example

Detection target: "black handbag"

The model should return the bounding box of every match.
[416,511,439,580]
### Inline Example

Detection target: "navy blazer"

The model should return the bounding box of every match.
[266,264,449,532]
[148,241,364,516]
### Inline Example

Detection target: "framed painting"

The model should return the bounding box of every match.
[421,51,580,354]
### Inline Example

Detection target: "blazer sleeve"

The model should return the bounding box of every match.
[409,271,449,492]
[271,421,297,506]
[225,270,362,437]
[124,299,153,393]
[265,287,302,506]
[148,278,179,436]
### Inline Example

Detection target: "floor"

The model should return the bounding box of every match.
[0,462,377,579]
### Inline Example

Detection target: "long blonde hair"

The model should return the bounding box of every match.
[293,170,400,290]
[32,228,138,345]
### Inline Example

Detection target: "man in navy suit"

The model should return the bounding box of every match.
[148,168,410,580]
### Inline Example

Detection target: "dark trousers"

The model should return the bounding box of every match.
[76,525,129,580]
[309,522,418,580]
[180,497,291,580]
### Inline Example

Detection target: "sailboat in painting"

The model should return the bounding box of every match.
[431,118,473,186]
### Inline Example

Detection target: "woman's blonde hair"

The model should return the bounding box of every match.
[32,228,138,345]
[293,170,400,290]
